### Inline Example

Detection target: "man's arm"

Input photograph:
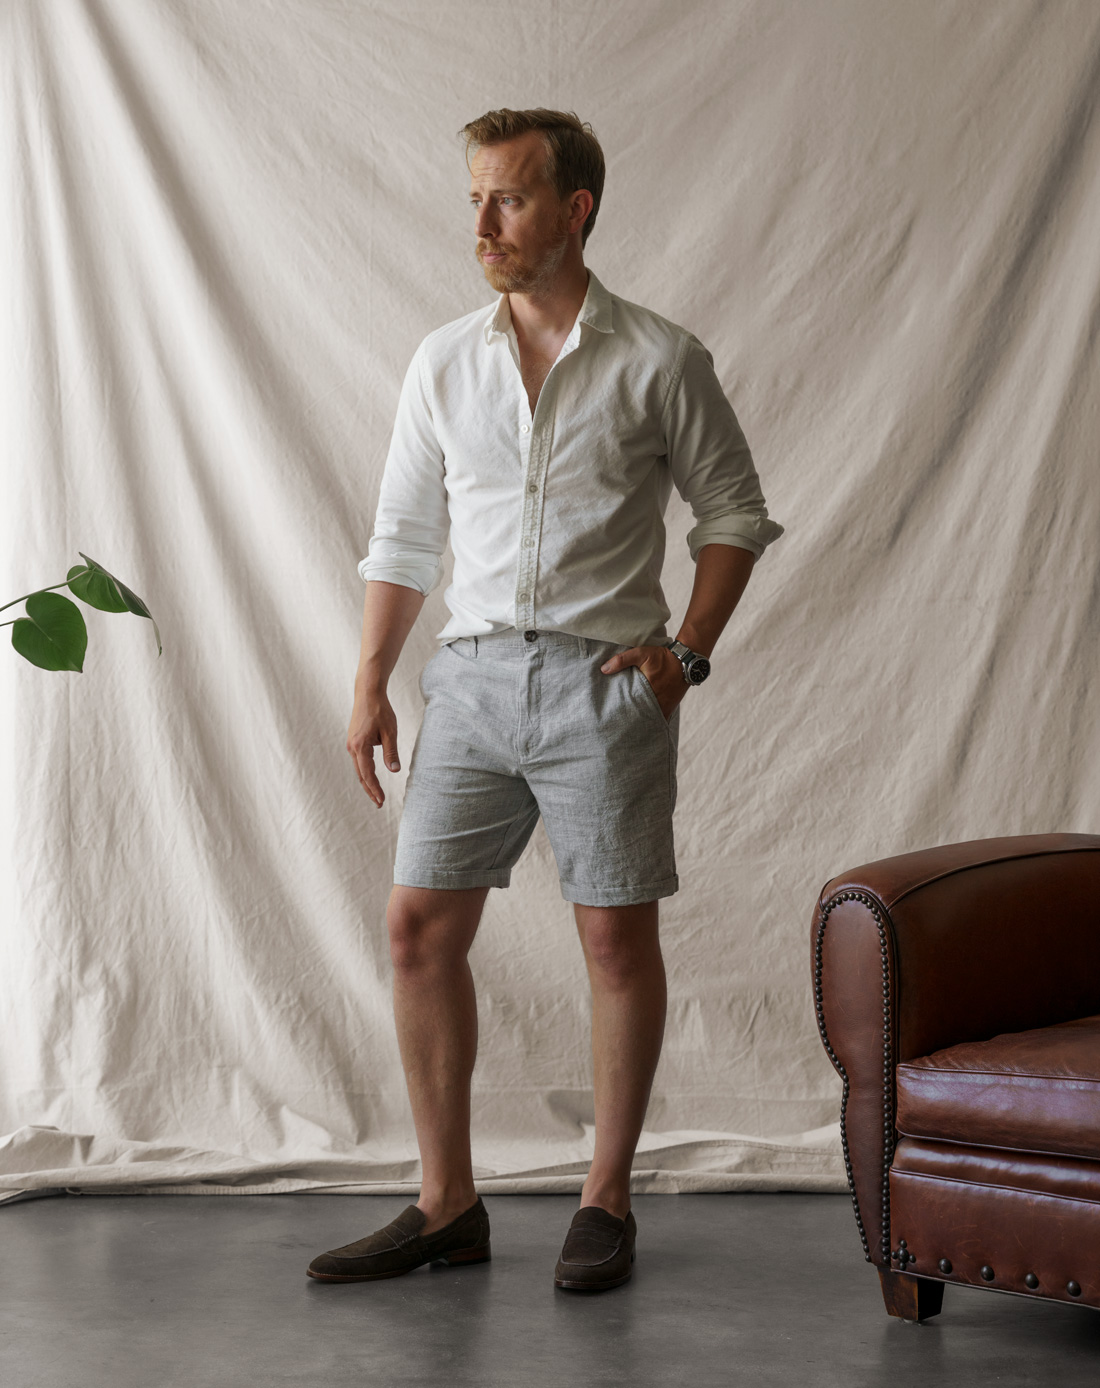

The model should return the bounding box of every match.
[347,580,426,808]
[600,542,755,718]
[675,541,755,658]
[350,340,448,807]
[662,332,784,564]
[601,331,782,716]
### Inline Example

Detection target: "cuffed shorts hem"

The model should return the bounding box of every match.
[393,867,512,891]
[560,874,680,908]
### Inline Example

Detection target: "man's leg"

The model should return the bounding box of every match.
[387,883,490,1234]
[573,898,667,1218]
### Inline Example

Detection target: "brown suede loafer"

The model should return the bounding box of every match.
[307,1197,491,1282]
[554,1205,637,1291]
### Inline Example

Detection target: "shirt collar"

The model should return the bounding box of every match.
[482,268,615,345]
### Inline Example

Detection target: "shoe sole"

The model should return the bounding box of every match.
[554,1249,635,1291]
[307,1244,491,1282]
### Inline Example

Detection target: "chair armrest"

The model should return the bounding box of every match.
[811,833,1100,1266]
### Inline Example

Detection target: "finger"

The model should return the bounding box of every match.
[601,646,640,673]
[645,645,677,677]
[354,744,383,806]
[380,728,400,773]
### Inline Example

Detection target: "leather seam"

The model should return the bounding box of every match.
[891,1167,1100,1209]
[898,1067,1100,1084]
[895,1128,1100,1164]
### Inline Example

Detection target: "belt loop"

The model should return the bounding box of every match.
[473,635,478,655]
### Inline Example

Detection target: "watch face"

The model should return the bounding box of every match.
[688,656,710,684]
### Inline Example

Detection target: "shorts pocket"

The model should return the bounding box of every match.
[635,666,673,726]
[419,647,441,699]
[443,637,478,661]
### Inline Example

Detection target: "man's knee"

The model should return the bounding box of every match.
[387,885,485,973]
[577,904,662,987]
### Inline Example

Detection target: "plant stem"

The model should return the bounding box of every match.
[0,580,73,614]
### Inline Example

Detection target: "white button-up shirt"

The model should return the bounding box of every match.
[358,270,783,647]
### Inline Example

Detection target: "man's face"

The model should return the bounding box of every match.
[469,131,572,295]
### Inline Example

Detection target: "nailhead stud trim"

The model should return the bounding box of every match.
[812,888,897,1265]
[891,1239,916,1268]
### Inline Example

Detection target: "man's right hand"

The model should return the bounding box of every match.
[347,683,400,808]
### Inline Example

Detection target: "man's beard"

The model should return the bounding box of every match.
[477,213,570,296]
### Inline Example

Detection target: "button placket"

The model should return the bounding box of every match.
[512,333,576,630]
[515,428,543,627]
[514,381,536,625]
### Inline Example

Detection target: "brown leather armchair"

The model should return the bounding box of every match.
[811,833,1100,1322]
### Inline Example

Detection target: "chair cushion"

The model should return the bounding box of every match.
[895,1014,1100,1161]
[892,1135,1100,1203]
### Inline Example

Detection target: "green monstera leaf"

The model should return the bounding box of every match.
[11,591,88,671]
[70,553,162,655]
[66,562,129,613]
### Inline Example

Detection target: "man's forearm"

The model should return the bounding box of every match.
[356,580,427,692]
[674,543,756,658]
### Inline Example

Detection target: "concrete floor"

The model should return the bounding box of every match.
[2,1192,1098,1386]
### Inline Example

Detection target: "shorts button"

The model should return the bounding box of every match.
[524,629,538,642]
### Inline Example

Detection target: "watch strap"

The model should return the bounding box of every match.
[667,638,710,684]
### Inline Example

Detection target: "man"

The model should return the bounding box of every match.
[307,108,783,1292]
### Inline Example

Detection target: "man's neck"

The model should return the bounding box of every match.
[508,259,590,344]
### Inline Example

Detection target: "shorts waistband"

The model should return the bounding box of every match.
[442,627,627,660]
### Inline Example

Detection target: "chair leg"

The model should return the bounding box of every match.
[878,1268,945,1322]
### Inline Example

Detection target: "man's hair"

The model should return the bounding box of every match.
[460,108,605,247]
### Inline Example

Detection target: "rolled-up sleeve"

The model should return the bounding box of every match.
[663,333,784,563]
[357,342,449,594]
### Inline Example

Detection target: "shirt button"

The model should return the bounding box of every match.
[518,592,528,601]
[523,536,533,546]
[521,424,530,434]
[528,483,538,493]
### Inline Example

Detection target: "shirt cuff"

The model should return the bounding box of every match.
[686,514,785,564]
[357,552,444,594]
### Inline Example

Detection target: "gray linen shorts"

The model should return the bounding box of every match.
[392,626,680,907]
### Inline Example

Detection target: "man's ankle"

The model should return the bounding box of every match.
[416,1188,479,1233]
[579,1185,631,1220]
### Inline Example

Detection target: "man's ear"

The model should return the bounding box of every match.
[568,188,594,236]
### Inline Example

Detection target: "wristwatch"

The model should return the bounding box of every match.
[667,638,711,686]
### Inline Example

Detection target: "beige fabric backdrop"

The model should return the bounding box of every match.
[2,0,1098,1204]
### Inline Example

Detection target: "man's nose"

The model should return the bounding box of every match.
[475,204,498,238]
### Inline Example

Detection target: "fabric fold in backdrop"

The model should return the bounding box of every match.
[2,0,1098,1200]
[0,1123,844,1205]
